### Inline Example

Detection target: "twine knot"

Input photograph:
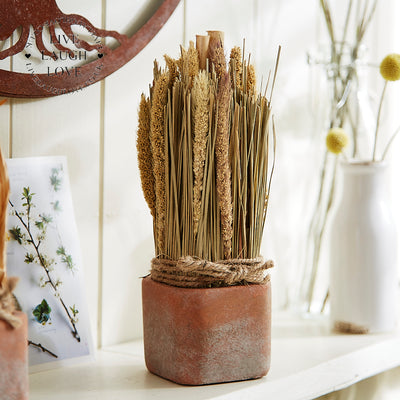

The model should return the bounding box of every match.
[151,256,273,288]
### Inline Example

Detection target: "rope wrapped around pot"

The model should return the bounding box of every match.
[151,256,273,288]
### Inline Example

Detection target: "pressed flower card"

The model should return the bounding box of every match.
[6,156,94,372]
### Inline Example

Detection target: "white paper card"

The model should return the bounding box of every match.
[6,156,94,372]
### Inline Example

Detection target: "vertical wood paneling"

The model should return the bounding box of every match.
[9,0,102,344]
[102,2,184,345]
[0,52,11,155]
[0,100,10,156]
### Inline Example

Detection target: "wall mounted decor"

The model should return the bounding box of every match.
[0,0,180,98]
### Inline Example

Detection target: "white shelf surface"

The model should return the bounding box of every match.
[29,313,400,400]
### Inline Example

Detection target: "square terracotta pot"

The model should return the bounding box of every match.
[0,311,28,400]
[142,276,271,385]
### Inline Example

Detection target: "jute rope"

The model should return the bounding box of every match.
[151,256,273,288]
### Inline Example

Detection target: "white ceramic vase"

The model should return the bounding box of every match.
[329,161,398,333]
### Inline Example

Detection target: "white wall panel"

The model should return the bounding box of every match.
[9,0,102,346]
[101,2,184,345]
[184,0,256,51]
[0,99,10,156]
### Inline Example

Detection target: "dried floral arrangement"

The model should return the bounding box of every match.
[137,31,280,288]
[326,53,400,160]
[0,147,21,328]
[302,0,378,311]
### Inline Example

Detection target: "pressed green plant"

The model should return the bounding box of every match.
[137,32,279,263]
[9,185,81,342]
[33,298,52,325]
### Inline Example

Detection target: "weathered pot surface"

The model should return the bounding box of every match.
[142,276,271,385]
[0,311,29,400]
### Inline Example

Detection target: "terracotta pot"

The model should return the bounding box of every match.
[0,311,28,399]
[142,276,271,385]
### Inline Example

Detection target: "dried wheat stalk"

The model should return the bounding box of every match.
[137,94,156,218]
[150,72,169,254]
[192,71,210,236]
[216,71,233,259]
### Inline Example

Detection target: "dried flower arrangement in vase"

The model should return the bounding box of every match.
[301,0,378,313]
[137,30,280,385]
[327,53,400,334]
[0,147,28,399]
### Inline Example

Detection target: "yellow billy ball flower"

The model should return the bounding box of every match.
[326,128,349,154]
[380,54,400,81]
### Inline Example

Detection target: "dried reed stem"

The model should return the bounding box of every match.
[196,35,210,70]
[207,32,226,81]
[150,72,169,254]
[192,71,210,236]
[0,148,9,287]
[216,72,233,259]
[207,31,224,47]
[137,94,156,218]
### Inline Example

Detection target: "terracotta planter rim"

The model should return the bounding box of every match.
[147,275,271,291]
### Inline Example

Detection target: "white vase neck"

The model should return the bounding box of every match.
[339,161,388,199]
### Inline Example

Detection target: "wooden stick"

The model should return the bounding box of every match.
[196,35,210,71]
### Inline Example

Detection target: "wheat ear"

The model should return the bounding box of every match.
[216,72,233,259]
[192,71,210,236]
[150,72,169,254]
[137,94,156,218]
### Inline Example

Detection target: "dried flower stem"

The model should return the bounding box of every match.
[9,198,80,341]
[216,72,233,259]
[372,81,387,161]
[28,340,58,358]
[192,71,210,235]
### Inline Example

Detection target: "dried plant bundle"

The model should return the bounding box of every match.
[137,32,279,264]
[0,147,9,287]
[302,0,378,311]
[137,94,156,218]
[150,72,169,254]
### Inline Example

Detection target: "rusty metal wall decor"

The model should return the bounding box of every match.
[0,0,181,98]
